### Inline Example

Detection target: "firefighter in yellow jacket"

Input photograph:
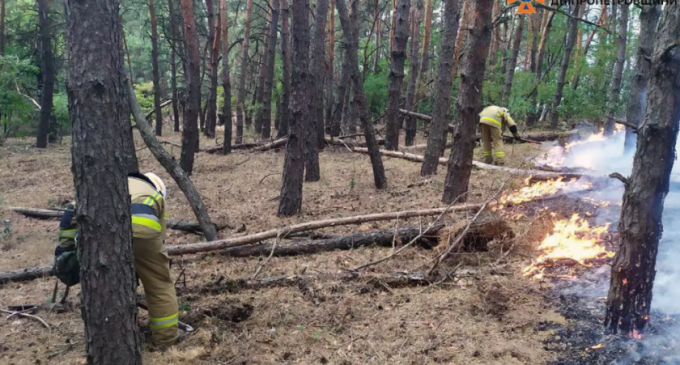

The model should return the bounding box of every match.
[55,172,180,347]
[478,105,521,165]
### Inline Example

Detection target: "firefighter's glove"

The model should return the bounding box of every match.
[509,125,521,142]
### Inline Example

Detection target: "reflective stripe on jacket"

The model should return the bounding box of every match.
[58,177,167,245]
[478,106,517,130]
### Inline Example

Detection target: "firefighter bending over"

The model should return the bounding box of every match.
[54,172,181,347]
[478,105,521,165]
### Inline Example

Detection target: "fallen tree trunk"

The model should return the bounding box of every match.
[202,142,264,153]
[145,99,173,120]
[7,207,231,234]
[324,136,385,148]
[352,147,599,181]
[127,79,219,240]
[399,109,578,143]
[0,204,482,284]
[220,224,445,257]
[253,137,288,151]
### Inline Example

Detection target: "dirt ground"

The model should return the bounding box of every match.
[0,127,570,365]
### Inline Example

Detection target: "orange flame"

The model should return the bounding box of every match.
[629,329,644,339]
[589,344,605,350]
[523,214,613,279]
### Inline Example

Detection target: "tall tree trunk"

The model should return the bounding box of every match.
[450,0,469,79]
[325,0,335,134]
[254,10,271,136]
[404,0,422,146]
[277,0,291,138]
[603,4,628,136]
[180,0,201,175]
[419,0,432,75]
[36,0,54,149]
[65,0,141,362]
[372,9,382,73]
[500,15,523,106]
[604,4,680,335]
[499,15,514,80]
[526,9,556,127]
[260,0,279,140]
[205,0,219,138]
[309,0,329,154]
[168,0,181,132]
[389,0,396,54]
[548,3,581,130]
[385,0,410,151]
[236,0,254,143]
[278,0,311,216]
[487,0,500,68]
[0,0,4,55]
[149,0,163,136]
[332,48,350,137]
[336,0,387,189]
[420,0,460,176]
[220,0,233,154]
[442,0,492,204]
[572,7,606,90]
[362,0,382,79]
[623,5,661,154]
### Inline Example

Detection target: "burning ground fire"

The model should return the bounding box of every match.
[522,214,613,280]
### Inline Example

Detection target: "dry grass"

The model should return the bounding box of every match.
[0,129,564,364]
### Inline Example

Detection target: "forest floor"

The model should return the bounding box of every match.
[0,126,581,365]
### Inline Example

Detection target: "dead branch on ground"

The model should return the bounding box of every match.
[0,308,51,329]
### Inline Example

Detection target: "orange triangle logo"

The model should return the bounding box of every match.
[517,2,535,14]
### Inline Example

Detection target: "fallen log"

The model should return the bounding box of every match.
[352,147,601,181]
[219,224,445,257]
[0,204,481,284]
[324,137,385,148]
[166,204,481,255]
[145,99,173,120]
[6,207,232,234]
[253,138,289,152]
[202,142,264,153]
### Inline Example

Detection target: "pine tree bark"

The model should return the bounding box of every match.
[168,0,181,132]
[0,0,4,55]
[65,0,141,362]
[500,15,523,106]
[623,5,661,154]
[605,4,680,335]
[548,3,580,130]
[373,10,382,74]
[336,0,387,189]
[420,0,459,176]
[603,4,628,136]
[254,10,272,136]
[404,0,422,146]
[389,0,396,54]
[236,0,254,143]
[204,0,219,138]
[385,0,410,151]
[419,0,433,75]
[260,0,279,140]
[442,0,492,204]
[450,0,469,79]
[325,0,335,134]
[277,0,291,138]
[36,0,54,149]
[309,0,329,154]
[220,0,233,154]
[149,0,163,136]
[526,9,556,127]
[180,0,201,175]
[331,48,350,137]
[278,0,311,216]
[487,0,500,68]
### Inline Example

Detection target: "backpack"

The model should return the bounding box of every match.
[54,245,80,286]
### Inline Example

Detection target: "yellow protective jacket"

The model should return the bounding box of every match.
[58,176,166,250]
[479,105,517,130]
